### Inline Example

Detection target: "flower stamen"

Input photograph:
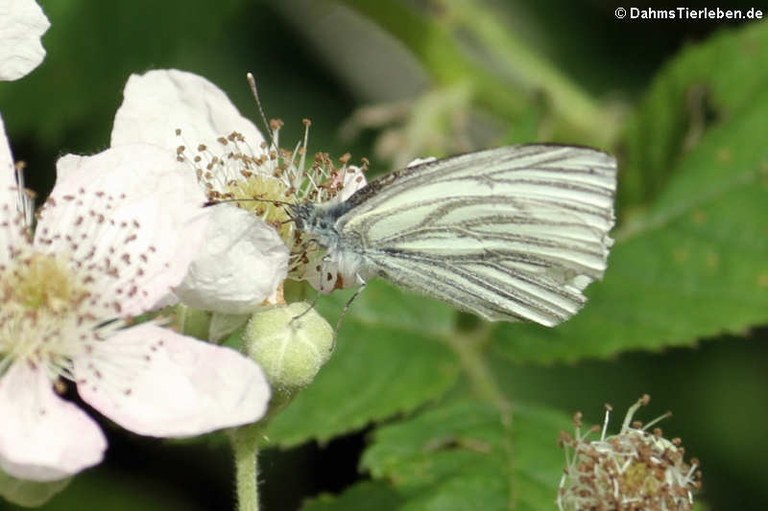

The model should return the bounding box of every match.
[558,395,702,511]
[175,120,367,282]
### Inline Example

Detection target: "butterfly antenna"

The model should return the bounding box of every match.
[204,196,294,209]
[246,72,276,148]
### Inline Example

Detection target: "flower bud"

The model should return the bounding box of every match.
[243,302,334,393]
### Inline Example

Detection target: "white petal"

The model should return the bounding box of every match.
[0,363,106,482]
[111,69,265,154]
[75,323,271,437]
[0,115,15,202]
[0,115,23,262]
[174,205,289,314]
[35,144,211,316]
[406,156,437,167]
[0,0,49,81]
[337,165,368,202]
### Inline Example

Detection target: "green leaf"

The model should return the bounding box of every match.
[622,22,768,208]
[338,0,615,145]
[302,481,405,511]
[320,279,457,339]
[360,399,569,511]
[494,23,768,363]
[15,470,203,511]
[0,0,244,148]
[265,281,460,446]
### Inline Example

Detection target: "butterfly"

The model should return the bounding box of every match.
[290,144,617,326]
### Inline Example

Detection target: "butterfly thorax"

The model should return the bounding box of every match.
[290,202,350,251]
[290,201,369,291]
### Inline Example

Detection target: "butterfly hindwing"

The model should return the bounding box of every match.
[334,144,617,326]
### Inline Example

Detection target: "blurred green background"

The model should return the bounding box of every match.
[1,0,766,509]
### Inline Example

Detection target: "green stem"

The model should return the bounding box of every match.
[230,425,263,511]
[176,304,212,340]
[444,327,517,505]
[341,0,622,146]
[227,389,299,511]
[442,0,615,146]
[338,0,528,120]
[444,327,511,420]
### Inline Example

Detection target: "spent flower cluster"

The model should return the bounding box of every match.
[558,395,701,511]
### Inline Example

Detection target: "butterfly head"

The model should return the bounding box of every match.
[288,202,351,250]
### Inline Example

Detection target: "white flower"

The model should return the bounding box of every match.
[0,116,271,482]
[0,0,50,81]
[111,69,289,313]
[110,69,367,305]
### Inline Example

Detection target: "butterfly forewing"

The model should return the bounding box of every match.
[335,144,617,326]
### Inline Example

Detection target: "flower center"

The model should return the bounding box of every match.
[11,253,85,314]
[176,122,367,281]
[620,456,661,497]
[558,397,700,511]
[225,174,294,239]
[0,250,100,376]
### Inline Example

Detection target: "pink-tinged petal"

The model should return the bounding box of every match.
[0,115,14,200]
[75,323,271,437]
[0,363,106,482]
[111,69,265,155]
[174,205,289,314]
[0,0,49,81]
[0,115,25,263]
[35,144,211,316]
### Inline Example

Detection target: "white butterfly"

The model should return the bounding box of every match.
[291,144,617,326]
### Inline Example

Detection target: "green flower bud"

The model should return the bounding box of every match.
[243,303,334,393]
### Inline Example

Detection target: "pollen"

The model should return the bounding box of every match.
[9,253,84,314]
[225,174,293,237]
[0,248,100,373]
